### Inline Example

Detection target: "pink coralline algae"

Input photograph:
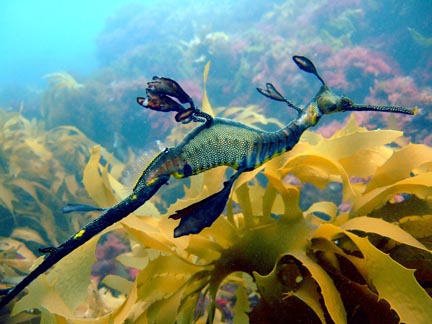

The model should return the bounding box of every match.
[92,232,134,281]
[368,76,432,107]
[95,233,128,260]
[323,47,395,91]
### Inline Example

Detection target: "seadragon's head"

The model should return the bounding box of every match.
[258,55,417,125]
[293,55,418,117]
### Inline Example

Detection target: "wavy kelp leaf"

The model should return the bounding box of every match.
[338,145,393,179]
[185,235,224,262]
[10,179,52,211]
[235,178,267,218]
[388,244,432,285]
[317,129,402,162]
[313,242,403,324]
[167,168,225,217]
[23,137,53,159]
[331,113,362,137]
[11,227,46,245]
[290,251,347,324]
[313,224,432,323]
[399,215,432,240]
[291,277,327,322]
[0,181,16,211]
[263,169,302,220]
[215,105,284,128]
[202,61,215,117]
[43,72,83,90]
[121,217,176,255]
[281,154,355,200]
[261,180,280,219]
[304,201,338,222]
[254,256,327,324]
[232,285,250,324]
[234,183,254,228]
[0,237,36,274]
[280,125,403,201]
[298,115,401,160]
[101,279,137,324]
[203,166,231,197]
[101,158,123,198]
[136,259,201,324]
[63,174,80,197]
[102,275,133,295]
[176,272,213,323]
[233,163,266,191]
[341,216,426,250]
[12,234,99,316]
[9,178,60,244]
[365,143,432,192]
[52,279,138,324]
[83,146,118,207]
[352,172,432,216]
[136,255,202,302]
[415,160,432,173]
[345,233,432,323]
[198,214,239,249]
[144,286,185,324]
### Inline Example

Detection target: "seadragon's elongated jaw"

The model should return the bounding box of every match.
[318,93,418,116]
[344,102,418,115]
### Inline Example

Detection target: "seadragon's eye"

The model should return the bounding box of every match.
[317,92,339,114]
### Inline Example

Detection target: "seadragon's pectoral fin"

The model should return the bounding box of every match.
[169,171,242,237]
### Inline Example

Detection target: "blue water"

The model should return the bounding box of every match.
[0,0,138,86]
[0,0,430,148]
[0,0,274,88]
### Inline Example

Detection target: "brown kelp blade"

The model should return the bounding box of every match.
[293,55,325,85]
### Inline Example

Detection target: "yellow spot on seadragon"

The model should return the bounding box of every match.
[74,229,85,239]
[146,177,162,186]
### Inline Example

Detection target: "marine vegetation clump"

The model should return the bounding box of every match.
[0,109,99,243]
[5,99,432,323]
[0,109,122,310]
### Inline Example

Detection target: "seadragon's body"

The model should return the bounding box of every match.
[140,117,307,181]
[0,56,417,309]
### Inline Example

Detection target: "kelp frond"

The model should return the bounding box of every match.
[9,111,432,323]
[0,110,98,284]
[43,72,84,91]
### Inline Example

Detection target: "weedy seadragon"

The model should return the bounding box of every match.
[0,56,417,309]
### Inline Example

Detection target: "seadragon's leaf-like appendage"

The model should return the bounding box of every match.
[293,55,326,85]
[169,170,242,237]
